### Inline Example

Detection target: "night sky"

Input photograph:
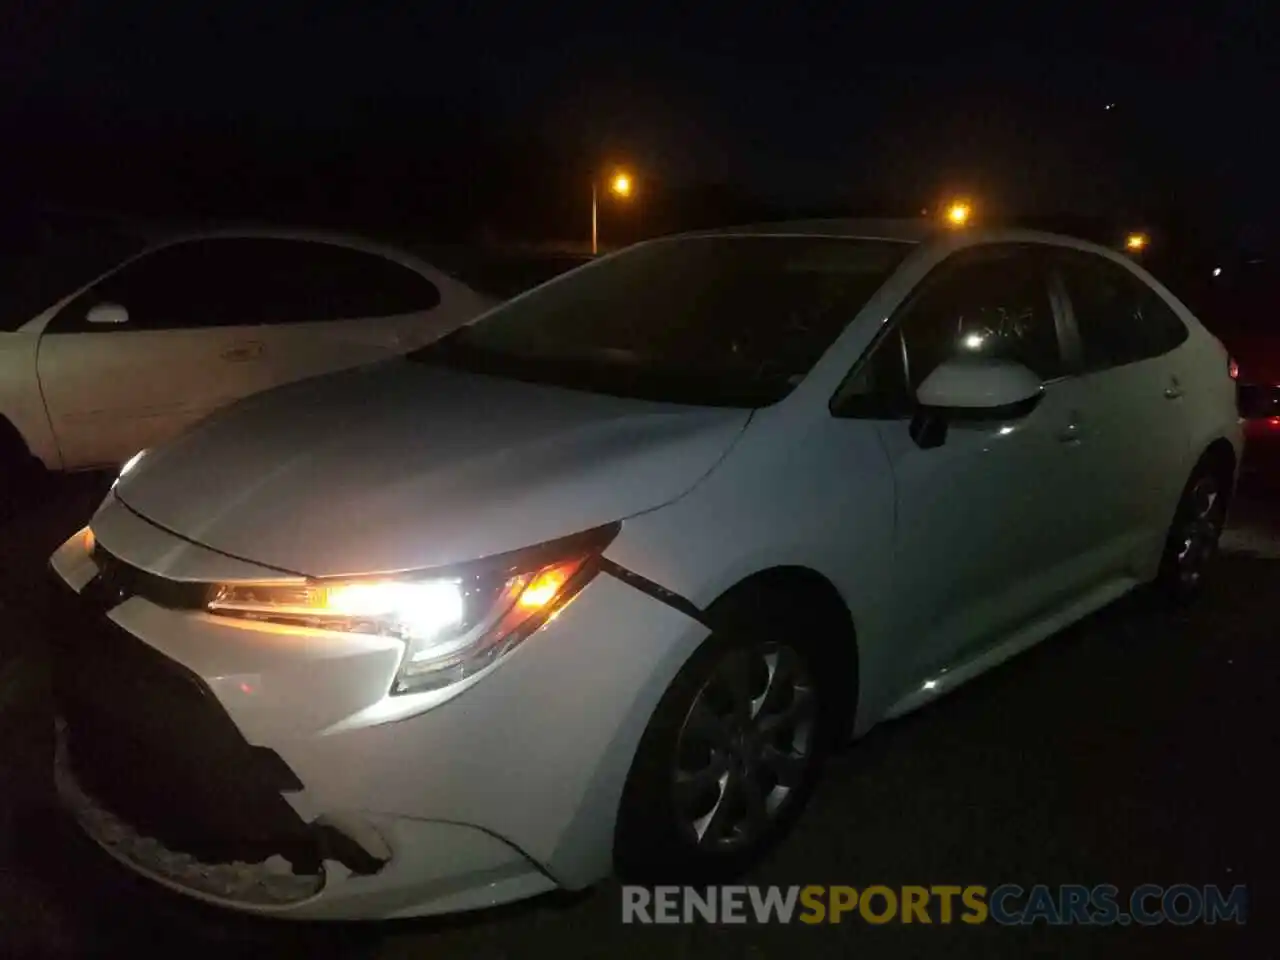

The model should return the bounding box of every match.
[3,2,1275,250]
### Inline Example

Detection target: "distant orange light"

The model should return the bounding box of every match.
[946,202,971,227]
[518,561,580,610]
[1125,233,1148,252]
[611,173,632,197]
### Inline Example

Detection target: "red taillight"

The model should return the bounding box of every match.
[1229,356,1240,380]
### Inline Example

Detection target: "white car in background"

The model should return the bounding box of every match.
[48,220,1240,919]
[0,228,497,484]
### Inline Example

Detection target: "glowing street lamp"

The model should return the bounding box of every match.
[592,169,634,255]
[1125,232,1149,253]
[945,201,972,228]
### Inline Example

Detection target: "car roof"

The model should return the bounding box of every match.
[666,217,1133,260]
[144,226,414,259]
[677,218,936,243]
[119,227,483,290]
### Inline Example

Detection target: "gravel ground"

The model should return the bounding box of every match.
[1,470,1276,957]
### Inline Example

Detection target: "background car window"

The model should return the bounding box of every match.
[896,248,1061,389]
[0,214,146,331]
[49,238,441,332]
[1058,252,1189,371]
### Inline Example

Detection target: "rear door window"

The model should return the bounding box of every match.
[1057,252,1189,372]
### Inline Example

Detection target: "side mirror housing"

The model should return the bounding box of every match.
[910,358,1044,449]
[86,302,129,326]
[917,358,1043,410]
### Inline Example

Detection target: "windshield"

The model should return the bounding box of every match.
[410,235,911,406]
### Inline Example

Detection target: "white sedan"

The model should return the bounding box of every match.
[0,228,497,482]
[48,220,1241,919]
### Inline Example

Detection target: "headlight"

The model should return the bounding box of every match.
[206,523,619,694]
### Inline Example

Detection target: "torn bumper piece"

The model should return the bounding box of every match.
[54,720,554,918]
[55,723,326,906]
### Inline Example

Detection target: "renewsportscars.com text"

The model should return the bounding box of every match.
[621,884,1248,926]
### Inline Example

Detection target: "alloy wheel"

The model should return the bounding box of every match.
[671,642,818,852]
[1175,475,1225,589]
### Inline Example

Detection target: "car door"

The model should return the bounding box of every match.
[1048,249,1193,576]
[836,244,1093,685]
[37,240,274,469]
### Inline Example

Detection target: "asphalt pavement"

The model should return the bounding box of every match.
[1,470,1276,958]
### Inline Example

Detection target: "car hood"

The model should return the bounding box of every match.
[114,361,751,578]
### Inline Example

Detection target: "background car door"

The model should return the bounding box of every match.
[838,244,1093,685]
[39,240,262,468]
[1048,249,1193,576]
[37,238,459,469]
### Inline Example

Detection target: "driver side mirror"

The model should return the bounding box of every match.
[910,358,1044,449]
[86,302,129,326]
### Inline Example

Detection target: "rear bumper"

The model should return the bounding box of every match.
[46,502,709,919]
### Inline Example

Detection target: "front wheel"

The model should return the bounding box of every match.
[1154,464,1229,602]
[614,601,834,884]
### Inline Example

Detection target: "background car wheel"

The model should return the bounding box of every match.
[1155,458,1231,603]
[613,591,843,885]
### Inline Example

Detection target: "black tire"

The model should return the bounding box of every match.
[613,592,840,885]
[1153,460,1230,603]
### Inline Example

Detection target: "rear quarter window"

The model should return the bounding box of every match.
[1058,252,1188,371]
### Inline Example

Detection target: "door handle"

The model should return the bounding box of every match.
[1164,376,1184,400]
[221,341,264,362]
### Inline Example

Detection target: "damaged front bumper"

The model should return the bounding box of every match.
[54,718,326,907]
[46,497,712,919]
[45,528,557,920]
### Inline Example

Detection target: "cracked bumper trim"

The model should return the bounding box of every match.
[598,558,709,625]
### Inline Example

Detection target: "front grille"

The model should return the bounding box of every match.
[46,574,321,872]
[87,542,211,610]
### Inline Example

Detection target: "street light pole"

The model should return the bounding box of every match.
[592,170,631,256]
